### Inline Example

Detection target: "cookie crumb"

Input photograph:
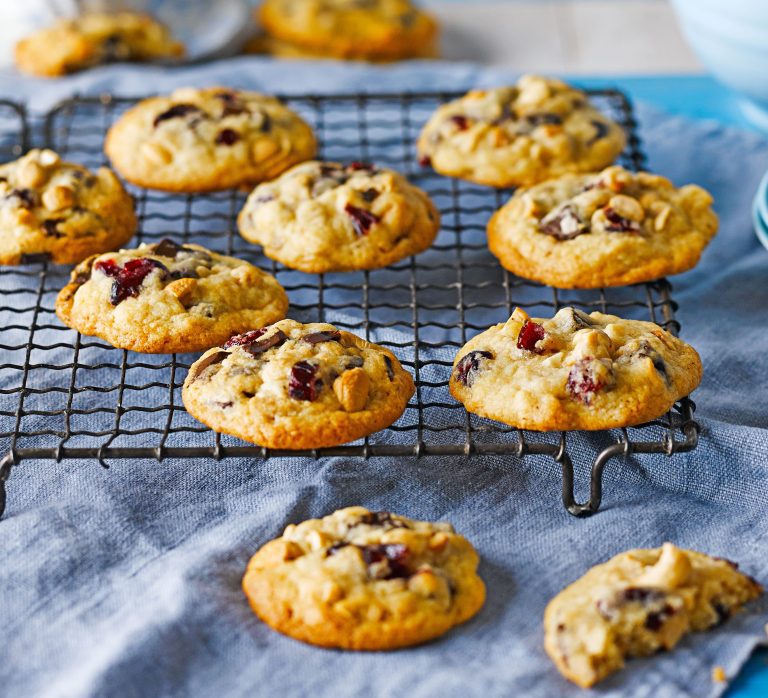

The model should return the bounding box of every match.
[712,666,727,683]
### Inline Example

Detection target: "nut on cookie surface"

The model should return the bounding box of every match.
[417,75,626,188]
[182,320,414,449]
[487,165,719,288]
[544,543,763,687]
[55,239,288,354]
[0,149,136,266]
[242,506,485,649]
[105,87,317,192]
[450,307,702,431]
[238,160,440,272]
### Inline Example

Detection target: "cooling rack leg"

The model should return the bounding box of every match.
[559,443,626,517]
[0,453,14,520]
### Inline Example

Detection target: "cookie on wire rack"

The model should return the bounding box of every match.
[237,160,440,272]
[242,506,485,650]
[182,320,414,449]
[0,149,136,266]
[104,87,317,192]
[449,306,702,432]
[416,75,626,188]
[55,239,288,354]
[544,543,763,687]
[487,165,719,288]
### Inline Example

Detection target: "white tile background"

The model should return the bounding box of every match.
[424,0,702,73]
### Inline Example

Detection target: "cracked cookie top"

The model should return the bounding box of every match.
[242,506,485,649]
[105,87,317,192]
[0,149,136,266]
[449,306,702,431]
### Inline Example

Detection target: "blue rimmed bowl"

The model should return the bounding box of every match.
[671,0,768,131]
[751,169,768,251]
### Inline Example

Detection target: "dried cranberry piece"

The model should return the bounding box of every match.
[360,188,379,203]
[95,257,168,305]
[289,360,321,401]
[348,161,375,172]
[302,330,341,345]
[223,328,268,348]
[517,320,545,353]
[344,204,380,236]
[9,188,36,208]
[360,543,410,579]
[645,604,676,631]
[566,358,604,405]
[243,329,288,357]
[215,129,240,146]
[526,113,563,126]
[151,238,186,258]
[42,219,64,238]
[449,115,470,130]
[539,205,588,240]
[454,350,493,387]
[153,104,204,127]
[418,154,432,167]
[603,207,642,233]
[191,350,228,380]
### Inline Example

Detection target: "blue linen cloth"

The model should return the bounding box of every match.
[0,59,767,698]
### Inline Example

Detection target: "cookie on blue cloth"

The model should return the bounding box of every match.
[242,507,486,649]
[544,543,763,687]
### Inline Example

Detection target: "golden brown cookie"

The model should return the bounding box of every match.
[417,76,626,188]
[449,307,702,431]
[243,506,485,649]
[105,87,317,193]
[55,239,288,354]
[0,149,136,266]
[258,0,439,62]
[238,160,440,272]
[544,543,763,687]
[182,320,414,449]
[487,165,719,288]
[15,12,183,77]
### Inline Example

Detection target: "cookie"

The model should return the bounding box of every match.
[416,75,626,188]
[55,239,288,354]
[544,543,763,687]
[258,0,439,62]
[182,320,414,448]
[488,165,719,288]
[238,161,440,272]
[242,506,485,649]
[0,149,136,266]
[104,87,317,193]
[15,12,183,78]
[252,33,438,62]
[449,306,702,431]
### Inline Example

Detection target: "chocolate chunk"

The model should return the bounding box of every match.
[361,543,410,579]
[454,350,493,387]
[19,252,50,264]
[151,238,186,258]
[360,188,379,203]
[604,207,642,233]
[41,219,65,238]
[192,350,228,380]
[357,511,409,529]
[9,188,37,208]
[153,104,204,127]
[539,204,589,240]
[526,113,563,127]
[383,355,395,381]
[302,330,341,345]
[243,329,288,357]
[589,119,610,144]
[215,128,240,146]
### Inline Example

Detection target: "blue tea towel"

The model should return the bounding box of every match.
[0,59,766,698]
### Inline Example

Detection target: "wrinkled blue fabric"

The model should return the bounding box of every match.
[0,59,766,698]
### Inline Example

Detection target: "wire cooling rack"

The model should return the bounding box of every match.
[0,89,700,518]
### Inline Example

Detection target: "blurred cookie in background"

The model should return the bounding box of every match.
[255,0,439,62]
[15,11,184,77]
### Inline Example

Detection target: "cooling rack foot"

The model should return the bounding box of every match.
[0,453,14,520]
[559,443,626,517]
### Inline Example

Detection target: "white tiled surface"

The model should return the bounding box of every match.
[424,0,702,73]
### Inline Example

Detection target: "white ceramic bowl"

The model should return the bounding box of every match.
[671,0,768,130]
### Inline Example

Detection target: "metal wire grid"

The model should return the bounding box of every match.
[0,89,699,517]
